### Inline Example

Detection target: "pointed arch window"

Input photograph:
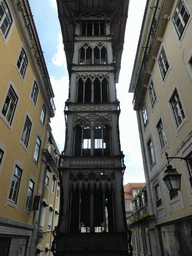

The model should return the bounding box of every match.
[102,78,108,103]
[79,46,92,64]
[79,47,85,64]
[94,47,100,64]
[101,47,107,64]
[85,78,91,103]
[94,46,107,64]
[94,78,100,103]
[77,77,108,103]
[86,47,92,64]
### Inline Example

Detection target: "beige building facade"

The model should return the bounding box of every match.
[37,127,60,255]
[129,0,192,255]
[0,0,56,255]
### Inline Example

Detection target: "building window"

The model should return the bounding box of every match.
[33,136,41,162]
[149,80,157,107]
[186,153,192,187]
[141,105,148,126]
[158,47,169,80]
[8,165,22,204]
[2,85,18,125]
[25,179,35,211]
[147,139,155,166]
[79,45,107,65]
[30,81,39,106]
[45,169,50,186]
[56,188,59,198]
[21,116,32,148]
[77,77,108,103]
[0,0,12,38]
[0,149,4,164]
[173,0,190,39]
[154,183,162,207]
[81,21,105,36]
[51,176,56,192]
[170,89,185,127]
[16,48,28,79]
[74,125,110,156]
[47,207,54,230]
[156,119,167,149]
[40,104,46,125]
[39,201,48,228]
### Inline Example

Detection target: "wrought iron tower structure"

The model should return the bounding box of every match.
[54,0,129,255]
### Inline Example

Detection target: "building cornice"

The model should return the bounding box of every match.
[129,0,175,111]
[16,0,56,117]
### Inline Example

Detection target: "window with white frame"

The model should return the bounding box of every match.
[2,85,18,125]
[0,0,12,38]
[47,206,54,230]
[16,48,28,79]
[25,179,35,211]
[33,136,41,162]
[0,149,4,164]
[147,139,155,166]
[21,115,32,148]
[45,169,50,186]
[30,81,39,106]
[54,210,59,228]
[154,183,162,207]
[156,119,167,149]
[40,104,46,125]
[158,47,169,80]
[186,153,192,187]
[39,201,48,228]
[172,0,190,39]
[8,165,22,204]
[170,89,185,127]
[148,80,157,107]
[141,105,148,126]
[56,188,59,198]
[51,176,56,193]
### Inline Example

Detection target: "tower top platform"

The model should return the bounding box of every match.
[56,0,129,81]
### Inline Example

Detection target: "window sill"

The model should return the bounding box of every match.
[150,161,156,170]
[32,158,39,166]
[24,208,32,215]
[0,115,12,131]
[6,200,17,209]
[19,140,28,152]
[160,145,168,156]
[175,117,188,135]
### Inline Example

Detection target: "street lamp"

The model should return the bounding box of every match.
[163,153,182,199]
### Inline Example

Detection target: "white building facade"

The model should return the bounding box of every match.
[129,0,192,255]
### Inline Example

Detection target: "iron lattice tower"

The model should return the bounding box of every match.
[54,0,129,255]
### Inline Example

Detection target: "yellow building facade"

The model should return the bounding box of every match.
[37,127,60,255]
[0,0,57,255]
[130,0,192,255]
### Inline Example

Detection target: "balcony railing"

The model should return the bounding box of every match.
[127,204,148,225]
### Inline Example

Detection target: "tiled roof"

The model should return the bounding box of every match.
[124,183,145,193]
[124,193,133,200]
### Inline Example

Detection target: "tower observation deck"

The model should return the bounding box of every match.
[53,0,129,255]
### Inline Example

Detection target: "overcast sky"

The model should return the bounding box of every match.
[29,0,147,184]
